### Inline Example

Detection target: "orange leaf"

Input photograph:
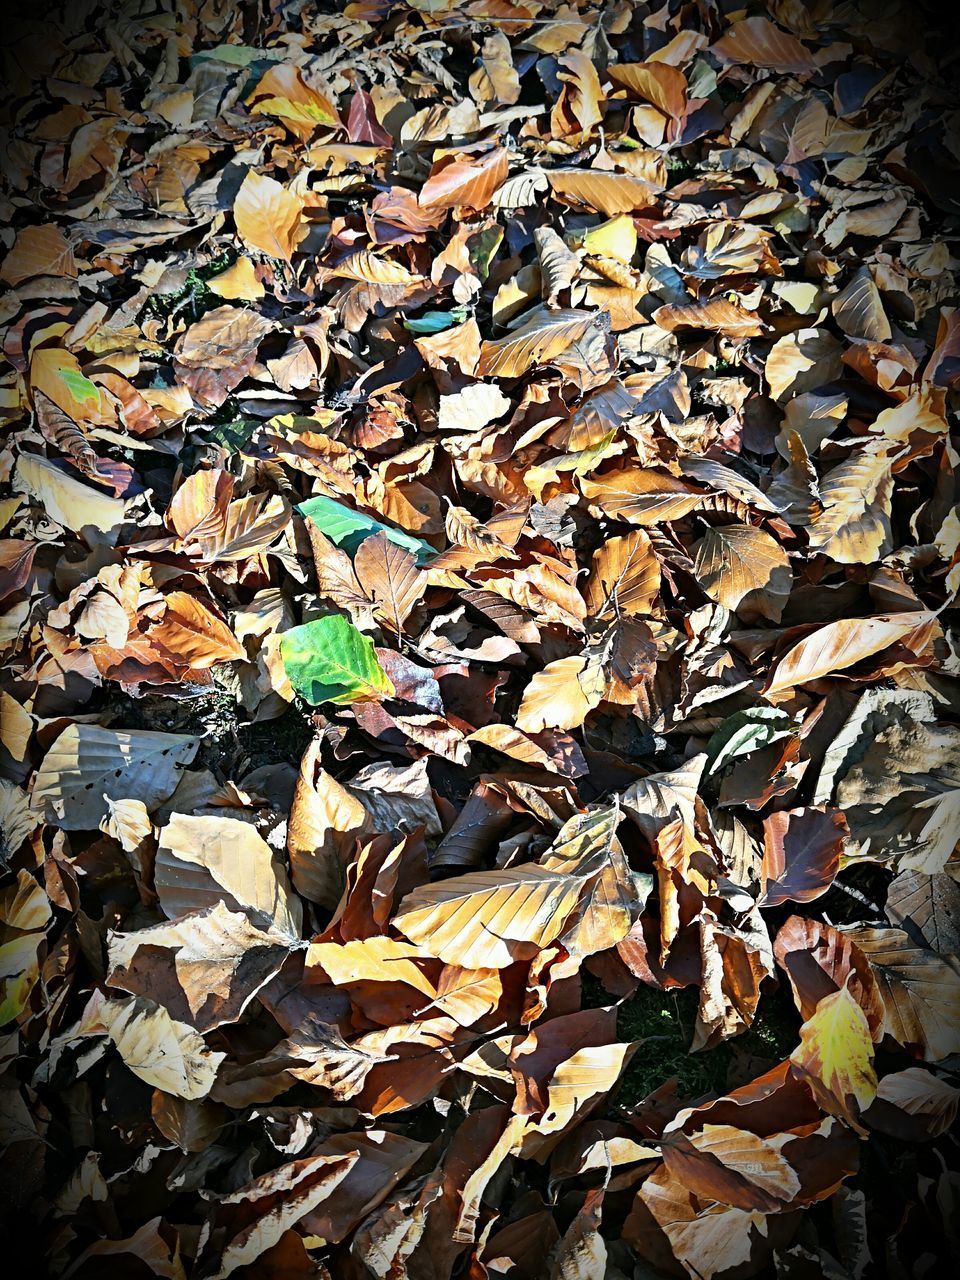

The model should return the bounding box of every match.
[233,170,306,262]
[419,146,509,211]
[148,592,245,668]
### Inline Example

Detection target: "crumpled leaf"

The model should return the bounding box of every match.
[155,812,302,937]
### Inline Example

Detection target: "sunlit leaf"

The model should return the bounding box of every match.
[233,169,306,262]
[790,985,878,1133]
[280,614,395,705]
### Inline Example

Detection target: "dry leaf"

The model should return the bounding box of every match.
[692,523,792,621]
[155,813,302,937]
[233,170,306,263]
[32,725,199,829]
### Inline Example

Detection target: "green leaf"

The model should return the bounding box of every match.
[58,368,101,409]
[203,418,257,454]
[280,615,395,706]
[705,706,795,774]
[297,494,434,562]
[470,225,504,280]
[403,307,467,335]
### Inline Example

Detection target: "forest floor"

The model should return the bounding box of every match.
[1,3,960,1278]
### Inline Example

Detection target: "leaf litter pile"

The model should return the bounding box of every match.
[2,1,960,1276]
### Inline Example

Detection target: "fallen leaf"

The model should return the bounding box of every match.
[790,985,878,1133]
[280,614,396,705]
[155,812,302,937]
[692,523,792,620]
[32,724,198,829]
[100,995,226,1100]
[233,170,307,262]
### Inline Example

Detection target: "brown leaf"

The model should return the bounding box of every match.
[661,1125,800,1212]
[711,16,816,74]
[98,994,226,1100]
[580,466,703,525]
[287,738,372,908]
[549,1188,607,1280]
[845,926,960,1062]
[394,862,583,968]
[864,1067,960,1141]
[107,902,291,1032]
[629,1163,771,1280]
[760,807,847,907]
[173,306,275,408]
[0,224,75,285]
[806,447,893,564]
[547,169,661,216]
[774,915,885,1037]
[583,528,660,619]
[832,267,891,341]
[32,724,199,830]
[33,390,102,479]
[516,655,604,733]
[609,62,688,120]
[766,611,937,694]
[692,523,792,620]
[654,298,765,337]
[0,539,38,603]
[420,146,509,211]
[353,533,425,633]
[765,327,843,401]
[478,308,604,378]
[148,592,245,667]
[207,1152,358,1278]
[155,812,302,937]
[885,870,960,955]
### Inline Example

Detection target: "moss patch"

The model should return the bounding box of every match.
[606,981,802,1107]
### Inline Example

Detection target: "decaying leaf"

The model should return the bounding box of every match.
[32,725,199,829]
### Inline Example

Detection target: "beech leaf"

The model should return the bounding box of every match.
[280,614,396,705]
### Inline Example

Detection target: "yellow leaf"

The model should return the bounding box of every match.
[247,62,340,141]
[578,213,637,263]
[394,864,583,968]
[790,984,877,1132]
[206,256,265,300]
[29,347,102,422]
